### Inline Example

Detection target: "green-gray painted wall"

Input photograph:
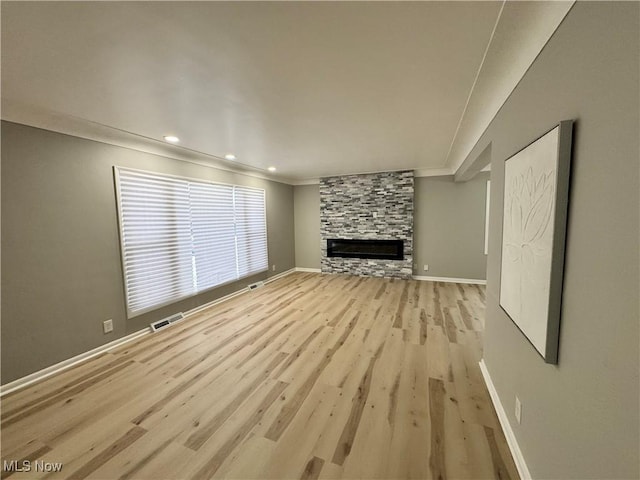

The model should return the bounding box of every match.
[1,121,295,383]
[469,3,638,478]
[293,175,489,280]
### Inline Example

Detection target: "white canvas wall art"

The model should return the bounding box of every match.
[499,122,573,363]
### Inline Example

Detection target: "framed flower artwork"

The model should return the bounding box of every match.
[499,120,573,364]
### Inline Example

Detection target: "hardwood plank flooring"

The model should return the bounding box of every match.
[1,273,518,479]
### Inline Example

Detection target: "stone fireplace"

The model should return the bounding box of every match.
[320,170,413,278]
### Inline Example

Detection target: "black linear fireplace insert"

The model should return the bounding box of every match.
[327,239,404,260]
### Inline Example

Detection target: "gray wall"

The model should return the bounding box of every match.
[414,173,488,279]
[467,3,638,478]
[1,122,295,383]
[293,184,321,269]
[293,173,489,280]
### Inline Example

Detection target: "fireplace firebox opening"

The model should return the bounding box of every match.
[326,239,404,260]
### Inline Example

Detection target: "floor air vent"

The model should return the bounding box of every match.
[248,281,265,290]
[150,312,184,332]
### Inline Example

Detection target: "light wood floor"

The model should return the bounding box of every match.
[1,272,518,480]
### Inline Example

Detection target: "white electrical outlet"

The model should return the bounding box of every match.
[272,264,276,271]
[423,264,429,271]
[103,319,113,334]
[515,396,522,424]
[373,212,378,218]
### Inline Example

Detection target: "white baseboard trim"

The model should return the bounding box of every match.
[184,287,251,316]
[3,267,483,397]
[479,359,532,480]
[1,269,300,397]
[0,328,149,397]
[295,267,322,273]
[265,268,297,283]
[187,268,296,316]
[413,275,486,285]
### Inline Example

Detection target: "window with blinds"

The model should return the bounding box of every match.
[115,167,268,317]
[235,186,268,278]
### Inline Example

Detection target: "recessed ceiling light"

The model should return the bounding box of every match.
[163,135,180,143]
[224,154,236,161]
[267,166,276,172]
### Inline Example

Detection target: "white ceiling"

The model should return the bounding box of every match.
[1,1,573,184]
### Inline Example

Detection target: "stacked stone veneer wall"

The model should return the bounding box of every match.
[320,170,414,278]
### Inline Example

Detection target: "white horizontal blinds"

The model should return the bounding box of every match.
[116,168,269,317]
[235,186,268,277]
[117,170,196,315]
[189,182,237,291]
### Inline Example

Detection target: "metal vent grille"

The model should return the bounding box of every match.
[248,281,265,290]
[150,312,185,332]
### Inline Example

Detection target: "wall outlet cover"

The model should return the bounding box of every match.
[103,319,114,334]
[423,264,429,271]
[515,396,522,424]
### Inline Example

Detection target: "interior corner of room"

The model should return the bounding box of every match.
[1,2,638,480]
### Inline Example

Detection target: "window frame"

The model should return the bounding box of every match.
[114,166,269,318]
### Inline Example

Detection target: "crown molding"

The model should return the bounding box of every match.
[414,167,454,178]
[446,1,575,175]
[290,167,456,186]
[2,102,467,184]
[291,178,321,186]
[1,100,298,186]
